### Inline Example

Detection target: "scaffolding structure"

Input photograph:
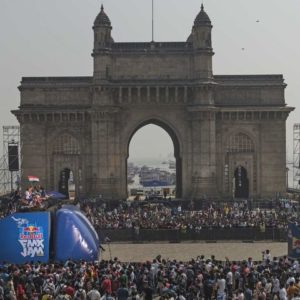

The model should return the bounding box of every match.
[0,126,20,196]
[293,124,300,190]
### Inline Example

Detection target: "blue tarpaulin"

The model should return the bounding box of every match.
[46,191,67,200]
[0,212,50,264]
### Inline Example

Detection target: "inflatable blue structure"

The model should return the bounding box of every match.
[54,206,100,262]
[0,206,100,263]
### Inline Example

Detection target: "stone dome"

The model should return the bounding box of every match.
[194,4,211,26]
[94,5,111,27]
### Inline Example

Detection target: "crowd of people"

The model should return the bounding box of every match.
[2,251,300,299]
[1,195,300,298]
[0,186,50,219]
[1,191,299,232]
[82,201,298,232]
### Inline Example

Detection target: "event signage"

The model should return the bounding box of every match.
[0,212,50,263]
[288,222,300,258]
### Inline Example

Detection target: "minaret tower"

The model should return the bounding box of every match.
[188,4,213,80]
[92,5,114,81]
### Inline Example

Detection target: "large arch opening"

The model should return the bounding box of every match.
[127,120,182,199]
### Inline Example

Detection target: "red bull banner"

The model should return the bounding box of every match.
[0,212,50,264]
[288,222,300,258]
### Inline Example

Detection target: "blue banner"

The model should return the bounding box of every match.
[0,212,50,264]
[288,222,300,258]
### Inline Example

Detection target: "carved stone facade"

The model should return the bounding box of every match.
[12,5,293,199]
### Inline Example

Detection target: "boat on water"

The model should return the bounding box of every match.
[141,180,171,187]
[140,165,175,187]
[169,160,176,169]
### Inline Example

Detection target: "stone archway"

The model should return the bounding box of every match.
[50,133,81,195]
[224,132,256,198]
[126,119,182,198]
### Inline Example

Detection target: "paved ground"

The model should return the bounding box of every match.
[101,242,287,262]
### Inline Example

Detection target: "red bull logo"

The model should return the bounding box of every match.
[19,224,43,240]
[23,226,39,233]
[18,223,44,258]
[292,237,300,252]
[294,238,300,247]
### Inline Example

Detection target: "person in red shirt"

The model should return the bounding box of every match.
[65,285,75,298]
[101,275,112,295]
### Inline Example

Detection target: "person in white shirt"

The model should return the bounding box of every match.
[217,275,226,300]
[237,290,245,300]
[272,277,280,295]
[263,250,272,262]
[226,270,233,297]
[279,285,287,300]
[87,287,101,300]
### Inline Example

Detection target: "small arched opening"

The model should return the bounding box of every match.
[234,165,249,199]
[51,133,80,196]
[59,168,71,196]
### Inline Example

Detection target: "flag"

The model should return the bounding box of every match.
[28,176,40,182]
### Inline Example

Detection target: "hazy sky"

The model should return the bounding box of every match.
[1,0,299,166]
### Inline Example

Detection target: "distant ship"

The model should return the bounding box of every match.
[141,180,171,187]
[140,166,175,187]
[169,160,176,169]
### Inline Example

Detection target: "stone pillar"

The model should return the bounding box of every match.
[166,86,169,103]
[118,87,122,104]
[128,87,132,104]
[189,110,217,198]
[20,122,47,189]
[175,87,178,103]
[184,86,188,103]
[156,86,159,103]
[90,109,123,199]
[137,87,141,103]
[147,87,150,102]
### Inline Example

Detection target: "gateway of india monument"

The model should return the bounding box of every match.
[12,4,293,200]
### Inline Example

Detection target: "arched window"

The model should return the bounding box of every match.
[52,134,80,155]
[226,133,254,153]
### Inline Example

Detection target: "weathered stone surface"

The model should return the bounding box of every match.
[12,6,294,199]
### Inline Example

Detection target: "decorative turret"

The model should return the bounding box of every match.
[188,4,212,49]
[188,4,214,81]
[93,5,114,52]
[93,5,114,82]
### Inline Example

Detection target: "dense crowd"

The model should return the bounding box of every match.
[2,251,300,299]
[82,201,299,231]
[1,190,299,231]
[0,186,52,219]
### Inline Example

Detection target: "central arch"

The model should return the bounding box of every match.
[126,119,182,198]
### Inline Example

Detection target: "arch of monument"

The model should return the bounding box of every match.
[12,5,294,200]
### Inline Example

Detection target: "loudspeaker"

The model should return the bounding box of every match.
[8,145,19,171]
